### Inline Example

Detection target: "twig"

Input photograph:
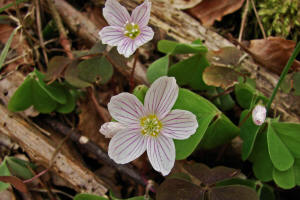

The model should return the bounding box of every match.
[130,50,139,92]
[238,0,249,43]
[46,0,73,59]
[30,188,74,199]
[35,0,49,65]
[250,0,266,39]
[87,87,111,123]
[40,116,148,187]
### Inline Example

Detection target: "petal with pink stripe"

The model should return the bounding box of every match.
[109,128,147,164]
[147,135,175,176]
[135,26,154,47]
[144,76,179,119]
[99,26,125,46]
[103,0,130,27]
[117,38,137,58]
[161,109,198,139]
[131,0,151,27]
[108,92,145,125]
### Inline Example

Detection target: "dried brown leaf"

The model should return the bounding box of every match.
[203,65,239,89]
[0,176,28,193]
[159,0,203,9]
[206,47,243,66]
[247,37,300,75]
[187,0,245,26]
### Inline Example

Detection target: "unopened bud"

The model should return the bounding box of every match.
[252,105,267,126]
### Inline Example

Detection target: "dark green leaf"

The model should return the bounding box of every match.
[257,184,275,200]
[7,76,33,112]
[294,159,300,186]
[89,42,106,54]
[209,185,259,200]
[55,89,76,114]
[234,83,256,109]
[216,178,256,189]
[44,56,71,81]
[267,123,294,171]
[173,88,218,159]
[200,114,239,149]
[293,72,300,95]
[147,55,169,83]
[156,178,204,200]
[168,54,210,90]
[65,60,93,88]
[78,56,113,84]
[0,27,18,70]
[32,80,57,113]
[157,40,207,55]
[240,110,261,160]
[273,167,295,189]
[34,70,67,104]
[5,157,34,180]
[74,193,108,200]
[133,85,148,103]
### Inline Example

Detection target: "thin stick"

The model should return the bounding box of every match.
[87,87,110,122]
[250,0,266,39]
[130,51,139,92]
[35,0,49,65]
[238,0,249,42]
[46,0,73,59]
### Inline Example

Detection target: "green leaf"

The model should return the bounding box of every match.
[32,80,57,113]
[273,167,295,189]
[44,56,71,81]
[78,56,113,85]
[200,114,239,150]
[294,159,300,186]
[0,0,27,14]
[74,194,108,200]
[249,130,273,182]
[0,160,10,192]
[34,69,67,104]
[0,27,18,70]
[65,60,93,88]
[146,55,169,83]
[7,76,33,112]
[215,88,235,111]
[5,157,34,180]
[157,40,207,55]
[133,85,148,103]
[234,83,256,109]
[89,42,106,54]
[271,121,300,158]
[55,89,76,114]
[240,110,261,160]
[216,178,256,189]
[257,184,275,200]
[172,88,219,159]
[209,185,259,200]
[267,122,294,171]
[168,54,210,90]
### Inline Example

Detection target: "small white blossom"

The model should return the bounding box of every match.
[252,105,267,126]
[100,77,198,175]
[99,0,154,58]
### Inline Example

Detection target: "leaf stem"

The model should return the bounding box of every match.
[266,42,300,113]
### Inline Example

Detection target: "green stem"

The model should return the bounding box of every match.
[266,42,300,112]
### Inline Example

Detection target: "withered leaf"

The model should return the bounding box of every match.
[206,47,243,66]
[187,0,245,26]
[203,65,239,89]
[247,37,300,75]
[0,176,28,193]
[159,0,203,9]
[209,185,259,200]
[184,163,239,185]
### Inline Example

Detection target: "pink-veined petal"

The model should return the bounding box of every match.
[117,38,138,58]
[135,26,154,47]
[99,122,125,138]
[108,92,145,125]
[131,0,151,27]
[99,26,125,46]
[161,109,198,140]
[144,76,179,119]
[147,135,175,176]
[108,128,147,164]
[103,0,130,27]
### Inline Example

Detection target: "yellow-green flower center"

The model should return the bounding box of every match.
[124,22,140,39]
[140,115,162,137]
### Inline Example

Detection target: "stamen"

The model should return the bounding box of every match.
[140,115,162,137]
[124,22,141,39]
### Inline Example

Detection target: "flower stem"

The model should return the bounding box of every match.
[266,42,300,113]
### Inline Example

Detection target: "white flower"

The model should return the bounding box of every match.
[99,0,154,58]
[252,105,267,126]
[100,77,198,175]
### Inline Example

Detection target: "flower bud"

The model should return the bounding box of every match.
[252,105,267,126]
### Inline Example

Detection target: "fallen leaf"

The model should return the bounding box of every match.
[0,24,33,73]
[187,0,245,26]
[203,65,239,89]
[206,47,243,66]
[0,176,28,193]
[159,0,203,9]
[247,37,300,75]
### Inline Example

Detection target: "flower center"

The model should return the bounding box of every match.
[124,22,140,39]
[140,115,162,137]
